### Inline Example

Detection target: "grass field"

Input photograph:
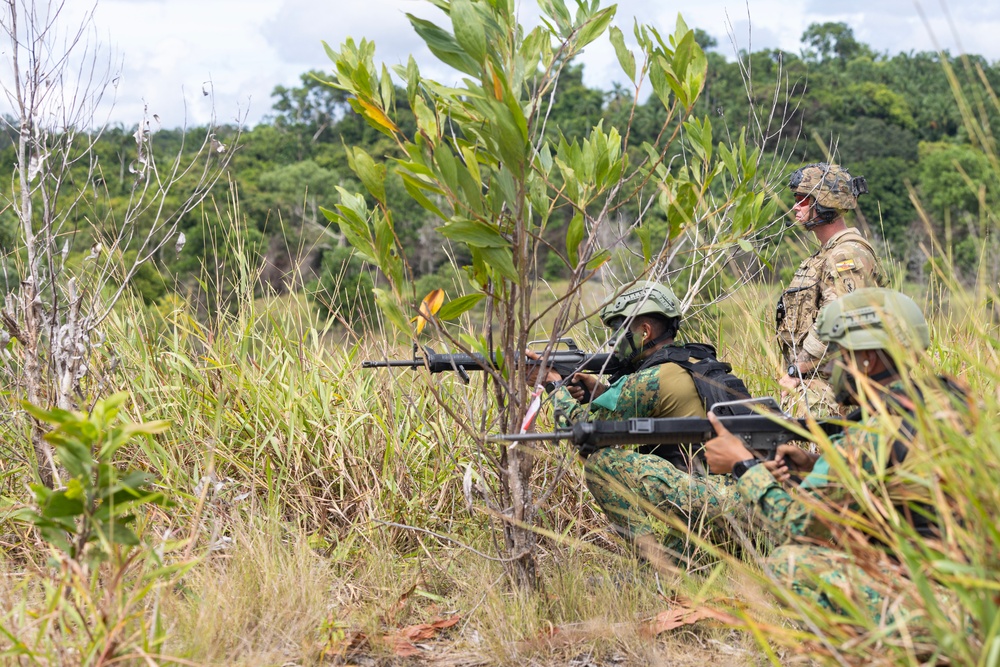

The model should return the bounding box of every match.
[0,261,997,664]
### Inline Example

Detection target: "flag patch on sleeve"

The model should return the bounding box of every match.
[835,259,857,272]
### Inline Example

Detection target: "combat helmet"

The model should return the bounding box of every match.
[788,163,868,226]
[600,281,682,369]
[599,281,681,327]
[816,288,930,403]
[816,288,930,352]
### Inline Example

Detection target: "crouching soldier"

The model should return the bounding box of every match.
[531,280,756,562]
[707,288,970,630]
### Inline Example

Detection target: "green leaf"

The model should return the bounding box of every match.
[413,96,439,144]
[101,522,140,547]
[738,239,754,254]
[477,246,519,283]
[537,143,553,176]
[585,249,611,271]
[438,294,486,320]
[399,172,448,219]
[437,218,508,248]
[609,26,635,83]
[565,212,584,267]
[460,145,482,188]
[434,145,461,196]
[635,225,652,264]
[350,149,387,205]
[21,402,76,426]
[574,6,616,51]
[407,14,480,77]
[373,288,411,333]
[451,0,487,63]
[42,488,85,519]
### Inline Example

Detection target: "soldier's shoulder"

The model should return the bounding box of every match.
[824,238,880,273]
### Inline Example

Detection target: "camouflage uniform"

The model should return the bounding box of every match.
[777,228,886,415]
[737,381,962,622]
[552,356,746,558]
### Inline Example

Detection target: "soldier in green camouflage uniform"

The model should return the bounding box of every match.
[533,282,755,560]
[777,163,887,417]
[707,288,964,623]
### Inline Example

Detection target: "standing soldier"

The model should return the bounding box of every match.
[776,162,886,415]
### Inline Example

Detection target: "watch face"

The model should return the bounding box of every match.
[788,364,798,377]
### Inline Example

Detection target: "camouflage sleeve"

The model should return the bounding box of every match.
[551,368,663,425]
[736,461,826,541]
[799,241,884,362]
[551,386,586,425]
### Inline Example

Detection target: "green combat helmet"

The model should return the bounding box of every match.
[598,280,681,327]
[816,288,930,402]
[599,281,681,368]
[788,162,869,227]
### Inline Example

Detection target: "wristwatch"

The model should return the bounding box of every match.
[732,458,762,479]
[787,363,798,377]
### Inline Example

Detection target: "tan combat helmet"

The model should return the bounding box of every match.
[789,163,869,226]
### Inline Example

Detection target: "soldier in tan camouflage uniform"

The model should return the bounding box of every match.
[777,163,886,416]
[706,289,966,627]
[531,281,757,560]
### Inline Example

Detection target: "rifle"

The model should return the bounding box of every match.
[489,399,843,464]
[362,338,622,390]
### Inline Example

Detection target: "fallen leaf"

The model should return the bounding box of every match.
[643,604,740,637]
[384,583,416,625]
[387,615,461,656]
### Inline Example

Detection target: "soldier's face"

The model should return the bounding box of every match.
[792,194,814,226]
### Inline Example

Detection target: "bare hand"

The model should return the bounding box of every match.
[524,350,561,386]
[779,373,801,392]
[763,459,792,484]
[704,412,754,474]
[568,373,603,402]
[774,444,819,476]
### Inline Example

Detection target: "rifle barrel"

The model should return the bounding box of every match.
[361,360,422,368]
[487,431,574,443]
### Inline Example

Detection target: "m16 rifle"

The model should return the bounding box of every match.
[490,399,843,465]
[362,338,622,396]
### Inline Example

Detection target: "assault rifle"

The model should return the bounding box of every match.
[362,338,622,385]
[489,399,843,464]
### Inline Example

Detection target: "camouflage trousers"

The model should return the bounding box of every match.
[766,543,957,632]
[583,448,756,562]
[767,544,892,620]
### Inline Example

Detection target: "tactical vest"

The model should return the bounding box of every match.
[631,343,753,468]
[775,228,879,352]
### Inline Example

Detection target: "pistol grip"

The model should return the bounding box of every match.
[569,379,591,404]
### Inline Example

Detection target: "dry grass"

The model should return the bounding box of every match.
[0,260,997,666]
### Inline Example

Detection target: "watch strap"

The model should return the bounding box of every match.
[732,458,762,479]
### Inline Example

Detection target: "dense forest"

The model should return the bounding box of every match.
[2,21,997,319]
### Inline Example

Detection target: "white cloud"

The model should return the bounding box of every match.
[15,0,999,129]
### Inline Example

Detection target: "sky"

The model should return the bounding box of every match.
[46,0,1000,129]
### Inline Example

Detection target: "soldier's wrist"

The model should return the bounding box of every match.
[732,458,762,479]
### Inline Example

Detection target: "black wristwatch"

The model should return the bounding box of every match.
[787,363,798,377]
[732,458,762,479]
[543,381,558,394]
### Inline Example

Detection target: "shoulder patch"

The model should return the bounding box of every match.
[835,258,857,272]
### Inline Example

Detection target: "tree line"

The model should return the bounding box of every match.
[2,21,996,322]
